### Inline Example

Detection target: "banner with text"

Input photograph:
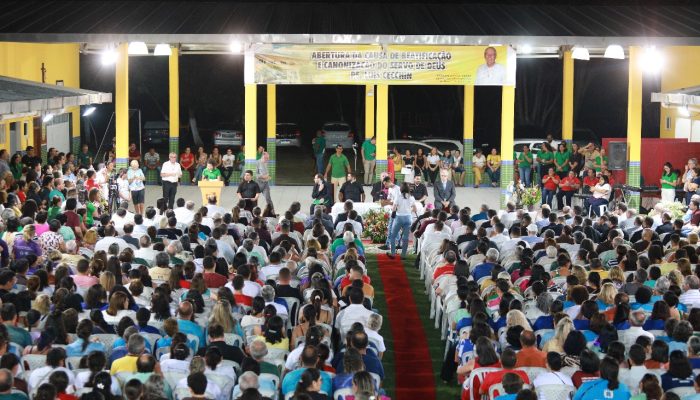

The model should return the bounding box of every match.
[249,44,516,86]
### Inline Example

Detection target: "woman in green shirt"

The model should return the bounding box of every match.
[660,162,679,203]
[594,147,608,173]
[537,143,554,188]
[517,145,533,187]
[86,187,101,227]
[9,154,22,180]
[554,142,571,179]
[201,160,222,181]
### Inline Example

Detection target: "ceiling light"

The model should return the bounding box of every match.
[101,47,117,65]
[230,41,243,53]
[640,46,664,74]
[519,44,532,54]
[127,42,149,55]
[153,44,171,56]
[42,113,54,123]
[82,107,96,117]
[571,47,590,61]
[604,45,625,59]
[679,105,690,117]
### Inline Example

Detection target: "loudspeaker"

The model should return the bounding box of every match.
[608,142,627,170]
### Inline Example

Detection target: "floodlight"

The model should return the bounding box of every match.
[101,48,117,65]
[519,44,532,54]
[604,45,625,59]
[154,44,171,56]
[230,41,243,53]
[640,46,664,74]
[82,107,96,117]
[679,105,691,117]
[128,42,149,55]
[571,47,590,61]
[42,113,54,123]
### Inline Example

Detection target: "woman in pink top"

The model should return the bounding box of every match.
[34,211,50,236]
[73,259,99,289]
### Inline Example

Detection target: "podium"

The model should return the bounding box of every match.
[198,180,224,205]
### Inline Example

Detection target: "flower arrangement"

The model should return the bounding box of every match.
[648,201,686,220]
[363,208,390,243]
[521,186,542,207]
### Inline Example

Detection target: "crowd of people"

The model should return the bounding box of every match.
[0,144,390,400]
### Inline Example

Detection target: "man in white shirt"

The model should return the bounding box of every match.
[261,285,287,316]
[173,199,196,226]
[95,225,136,253]
[532,352,574,388]
[475,46,506,85]
[111,207,134,235]
[680,275,700,307]
[226,264,261,298]
[366,313,386,359]
[261,252,284,279]
[421,220,451,253]
[622,311,655,351]
[28,347,76,392]
[335,287,375,334]
[206,194,227,218]
[160,152,182,210]
[134,236,159,266]
[159,343,191,374]
[619,344,652,395]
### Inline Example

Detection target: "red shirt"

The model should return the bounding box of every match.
[340,275,371,291]
[85,178,98,192]
[180,153,195,169]
[16,191,26,203]
[560,176,581,192]
[583,176,598,188]
[433,263,455,280]
[129,149,141,159]
[543,175,560,190]
[234,293,253,306]
[691,209,700,226]
[58,393,78,400]
[203,272,228,288]
[480,369,530,395]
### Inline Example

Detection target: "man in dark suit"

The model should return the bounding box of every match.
[334,200,364,226]
[655,212,674,235]
[310,174,332,214]
[433,169,456,210]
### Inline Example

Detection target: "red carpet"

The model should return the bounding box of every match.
[376,254,437,400]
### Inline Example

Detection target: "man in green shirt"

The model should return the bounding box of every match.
[324,145,351,202]
[0,368,27,400]
[77,144,94,169]
[361,136,377,185]
[48,178,66,202]
[313,130,326,175]
[2,304,32,347]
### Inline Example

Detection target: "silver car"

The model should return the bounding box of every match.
[321,122,355,149]
[213,123,243,147]
[275,123,302,147]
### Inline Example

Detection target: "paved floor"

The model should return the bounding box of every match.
[142,184,501,214]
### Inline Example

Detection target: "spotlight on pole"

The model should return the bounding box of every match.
[101,47,117,66]
[128,41,149,55]
[571,47,590,61]
[604,45,625,59]
[679,105,691,117]
[82,107,96,117]
[230,41,243,53]
[519,44,532,54]
[640,46,664,74]
[154,44,171,56]
[42,113,54,123]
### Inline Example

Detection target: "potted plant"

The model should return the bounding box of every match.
[363,208,390,244]
[521,186,542,211]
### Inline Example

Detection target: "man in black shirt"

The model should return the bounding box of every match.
[21,146,42,167]
[197,324,245,364]
[411,175,428,204]
[274,267,303,303]
[335,200,364,226]
[237,170,261,211]
[156,217,183,240]
[339,173,364,203]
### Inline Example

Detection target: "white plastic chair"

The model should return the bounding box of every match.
[488,383,505,400]
[464,367,501,400]
[66,356,84,370]
[535,384,576,400]
[22,354,46,371]
[223,333,244,348]
[91,334,119,357]
[516,367,548,384]
[669,386,696,397]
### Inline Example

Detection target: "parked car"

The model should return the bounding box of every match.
[422,138,464,155]
[275,123,302,147]
[142,121,169,148]
[321,122,355,149]
[388,140,443,157]
[213,123,243,147]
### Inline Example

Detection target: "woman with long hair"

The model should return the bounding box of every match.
[257,315,289,350]
[660,162,678,203]
[66,320,105,356]
[632,374,663,400]
[573,356,630,400]
[208,300,244,337]
[192,146,208,183]
[13,224,41,259]
[414,147,427,182]
[661,350,695,391]
[293,368,328,400]
[351,370,390,400]
[387,182,417,259]
[102,291,135,325]
[542,316,574,353]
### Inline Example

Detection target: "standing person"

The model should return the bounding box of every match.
[537,143,554,187]
[116,168,131,205]
[594,147,608,173]
[388,182,417,259]
[160,153,182,210]
[221,148,235,185]
[427,147,441,186]
[683,158,698,205]
[256,152,273,208]
[542,168,560,208]
[452,150,465,186]
[518,145,533,187]
[179,147,195,181]
[471,148,486,188]
[554,142,571,179]
[324,145,351,203]
[557,170,581,210]
[236,170,261,212]
[143,148,161,184]
[434,169,456,211]
[660,162,678,203]
[414,148,427,183]
[486,148,501,187]
[361,136,376,185]
[312,130,326,176]
[77,144,94,169]
[569,143,585,177]
[127,160,145,215]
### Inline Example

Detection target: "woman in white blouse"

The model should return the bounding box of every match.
[426,147,441,186]
[586,175,611,217]
[387,182,417,259]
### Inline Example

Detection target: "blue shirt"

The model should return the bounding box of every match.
[668,340,688,355]
[573,319,590,330]
[138,325,161,335]
[177,319,206,351]
[490,316,506,333]
[66,339,106,357]
[532,315,554,331]
[495,395,517,400]
[642,318,666,331]
[573,379,630,400]
[661,372,695,392]
[472,262,495,282]
[281,368,333,395]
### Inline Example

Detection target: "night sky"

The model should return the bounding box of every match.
[78,51,661,152]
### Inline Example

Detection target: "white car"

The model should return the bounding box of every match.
[213,123,243,147]
[422,138,464,155]
[388,140,443,156]
[321,122,355,149]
